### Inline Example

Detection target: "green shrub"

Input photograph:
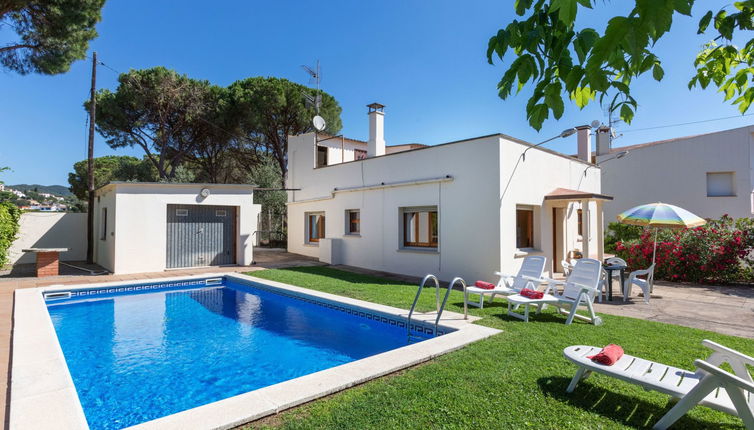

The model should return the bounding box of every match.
[604,221,644,253]
[614,215,754,284]
[0,201,20,267]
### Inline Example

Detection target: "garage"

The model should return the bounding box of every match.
[93,182,261,274]
[166,204,237,268]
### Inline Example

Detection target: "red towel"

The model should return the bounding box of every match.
[474,281,496,290]
[587,344,624,366]
[520,288,544,299]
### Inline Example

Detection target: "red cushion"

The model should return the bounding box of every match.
[474,281,496,290]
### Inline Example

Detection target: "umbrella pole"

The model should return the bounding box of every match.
[652,227,658,267]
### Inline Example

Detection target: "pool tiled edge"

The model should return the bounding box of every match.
[10,273,501,430]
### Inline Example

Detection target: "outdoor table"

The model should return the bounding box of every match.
[603,263,627,301]
[21,248,69,277]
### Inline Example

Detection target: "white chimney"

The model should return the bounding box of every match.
[595,126,612,156]
[367,102,385,157]
[576,125,592,162]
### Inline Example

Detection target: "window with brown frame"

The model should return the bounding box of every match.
[516,209,533,248]
[354,149,367,160]
[346,210,360,234]
[577,209,583,236]
[316,146,328,167]
[307,213,325,243]
[402,208,438,248]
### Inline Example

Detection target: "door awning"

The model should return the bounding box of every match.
[544,188,613,201]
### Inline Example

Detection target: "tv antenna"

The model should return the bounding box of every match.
[302,60,326,131]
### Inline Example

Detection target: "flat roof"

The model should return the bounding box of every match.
[95,182,257,193]
[310,132,596,169]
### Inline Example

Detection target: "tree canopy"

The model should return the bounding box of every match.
[0,0,105,74]
[229,77,342,186]
[90,69,343,186]
[487,0,754,129]
[91,67,217,180]
[67,155,156,200]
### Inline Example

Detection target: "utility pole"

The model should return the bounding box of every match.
[86,52,97,264]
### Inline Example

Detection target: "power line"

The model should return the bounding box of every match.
[622,112,754,133]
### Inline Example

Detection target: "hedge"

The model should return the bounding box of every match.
[612,215,754,284]
[0,202,20,267]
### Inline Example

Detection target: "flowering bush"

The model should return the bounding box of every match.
[614,215,754,284]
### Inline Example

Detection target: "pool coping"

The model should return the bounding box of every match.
[10,272,501,430]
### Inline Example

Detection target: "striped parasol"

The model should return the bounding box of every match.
[617,202,706,229]
[617,202,707,267]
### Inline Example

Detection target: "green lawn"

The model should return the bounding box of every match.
[244,266,754,429]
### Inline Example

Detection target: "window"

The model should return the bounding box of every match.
[516,209,534,248]
[354,149,367,160]
[307,213,325,243]
[577,209,583,236]
[100,207,108,240]
[346,210,360,234]
[402,207,438,248]
[316,146,328,167]
[707,172,735,197]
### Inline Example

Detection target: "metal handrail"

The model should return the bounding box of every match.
[407,274,468,341]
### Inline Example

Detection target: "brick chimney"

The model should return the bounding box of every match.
[367,102,385,157]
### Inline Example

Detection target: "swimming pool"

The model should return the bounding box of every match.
[11,273,499,430]
[46,277,439,429]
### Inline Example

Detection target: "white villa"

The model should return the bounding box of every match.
[286,103,611,283]
[599,124,754,222]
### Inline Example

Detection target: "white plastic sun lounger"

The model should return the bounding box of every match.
[464,256,546,308]
[506,258,603,325]
[564,340,754,429]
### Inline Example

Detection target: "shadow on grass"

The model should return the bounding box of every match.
[253,266,414,286]
[537,376,742,429]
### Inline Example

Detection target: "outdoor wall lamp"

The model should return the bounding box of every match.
[522,127,578,161]
[583,150,629,176]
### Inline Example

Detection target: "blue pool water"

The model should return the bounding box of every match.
[47,278,425,430]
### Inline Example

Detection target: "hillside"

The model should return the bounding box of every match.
[6,184,72,197]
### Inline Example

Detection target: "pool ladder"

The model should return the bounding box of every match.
[406,274,468,342]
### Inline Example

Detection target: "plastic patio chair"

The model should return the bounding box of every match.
[464,256,546,308]
[624,263,655,304]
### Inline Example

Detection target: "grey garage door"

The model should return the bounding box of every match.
[166,204,237,269]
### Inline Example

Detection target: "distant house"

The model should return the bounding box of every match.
[285,103,610,282]
[599,124,754,222]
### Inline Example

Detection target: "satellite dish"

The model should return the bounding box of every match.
[590,119,601,128]
[313,115,326,131]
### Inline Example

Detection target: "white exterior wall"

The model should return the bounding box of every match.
[317,137,366,165]
[498,136,602,275]
[288,132,602,282]
[94,183,261,274]
[8,213,87,264]
[601,125,754,222]
[94,187,117,272]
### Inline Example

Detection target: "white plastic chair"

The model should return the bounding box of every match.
[506,258,604,325]
[561,259,573,277]
[464,256,546,308]
[624,264,655,304]
[564,339,754,429]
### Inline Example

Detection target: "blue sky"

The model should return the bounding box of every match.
[1,1,751,185]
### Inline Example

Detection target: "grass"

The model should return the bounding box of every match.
[243,266,754,429]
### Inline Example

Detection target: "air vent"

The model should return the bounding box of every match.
[44,291,71,300]
[176,209,189,217]
[215,209,227,217]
